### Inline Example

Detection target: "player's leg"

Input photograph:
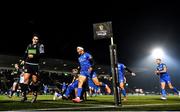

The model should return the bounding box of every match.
[97,87,101,95]
[53,90,58,100]
[165,76,180,95]
[63,80,78,100]
[93,84,98,96]
[119,82,127,101]
[8,82,17,98]
[30,74,39,103]
[92,77,111,94]
[16,83,20,97]
[53,89,62,100]
[13,82,18,96]
[21,73,30,102]
[88,79,94,97]
[90,87,94,97]
[160,80,167,100]
[72,75,87,103]
[167,83,179,95]
[29,65,40,103]
[74,88,78,97]
[8,87,13,98]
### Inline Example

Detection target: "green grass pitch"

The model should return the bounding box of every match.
[0,95,180,111]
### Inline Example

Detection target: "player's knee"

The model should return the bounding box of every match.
[120,86,124,89]
[161,86,165,89]
[78,81,84,87]
[120,83,124,88]
[23,79,29,84]
[161,84,165,88]
[169,85,173,89]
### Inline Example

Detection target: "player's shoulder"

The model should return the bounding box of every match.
[27,43,32,47]
[37,43,44,47]
[159,63,167,68]
[161,63,167,66]
[85,52,91,55]
[40,43,44,47]
[118,63,125,67]
[84,52,92,57]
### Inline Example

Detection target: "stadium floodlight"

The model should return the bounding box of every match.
[152,48,164,59]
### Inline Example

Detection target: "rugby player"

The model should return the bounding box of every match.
[72,46,111,103]
[21,33,45,103]
[118,63,136,101]
[155,58,180,100]
[8,63,23,98]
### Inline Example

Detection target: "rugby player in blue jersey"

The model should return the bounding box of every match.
[62,82,67,93]
[62,69,79,100]
[155,58,180,100]
[72,46,111,103]
[118,63,136,101]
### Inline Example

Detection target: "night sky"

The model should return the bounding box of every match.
[1,1,180,66]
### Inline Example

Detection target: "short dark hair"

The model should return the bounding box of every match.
[32,33,40,38]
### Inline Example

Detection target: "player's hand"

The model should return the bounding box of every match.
[131,72,136,76]
[20,60,25,65]
[155,70,159,74]
[88,67,93,72]
[28,54,34,58]
[155,70,160,75]
[108,77,112,81]
[154,71,157,75]
[77,66,80,70]
[69,83,72,86]
[20,73,24,77]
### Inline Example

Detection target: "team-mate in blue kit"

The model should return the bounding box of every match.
[72,47,111,103]
[62,70,79,100]
[88,77,96,97]
[118,63,136,101]
[155,59,180,100]
[61,82,67,93]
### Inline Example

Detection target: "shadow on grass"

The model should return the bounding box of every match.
[0,99,108,111]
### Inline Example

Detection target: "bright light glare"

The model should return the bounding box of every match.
[152,48,164,59]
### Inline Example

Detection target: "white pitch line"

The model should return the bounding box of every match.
[123,103,180,108]
[31,105,116,111]
[30,103,180,111]
[42,101,113,106]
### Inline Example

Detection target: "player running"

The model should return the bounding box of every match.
[72,46,111,103]
[155,58,180,100]
[118,63,136,101]
[21,33,45,103]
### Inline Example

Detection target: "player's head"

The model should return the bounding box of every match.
[32,33,39,45]
[77,46,84,55]
[156,58,161,64]
[14,63,19,69]
[72,68,78,74]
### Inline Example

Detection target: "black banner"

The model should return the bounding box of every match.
[93,21,113,40]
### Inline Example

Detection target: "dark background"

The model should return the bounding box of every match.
[0,1,180,65]
[0,0,180,91]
